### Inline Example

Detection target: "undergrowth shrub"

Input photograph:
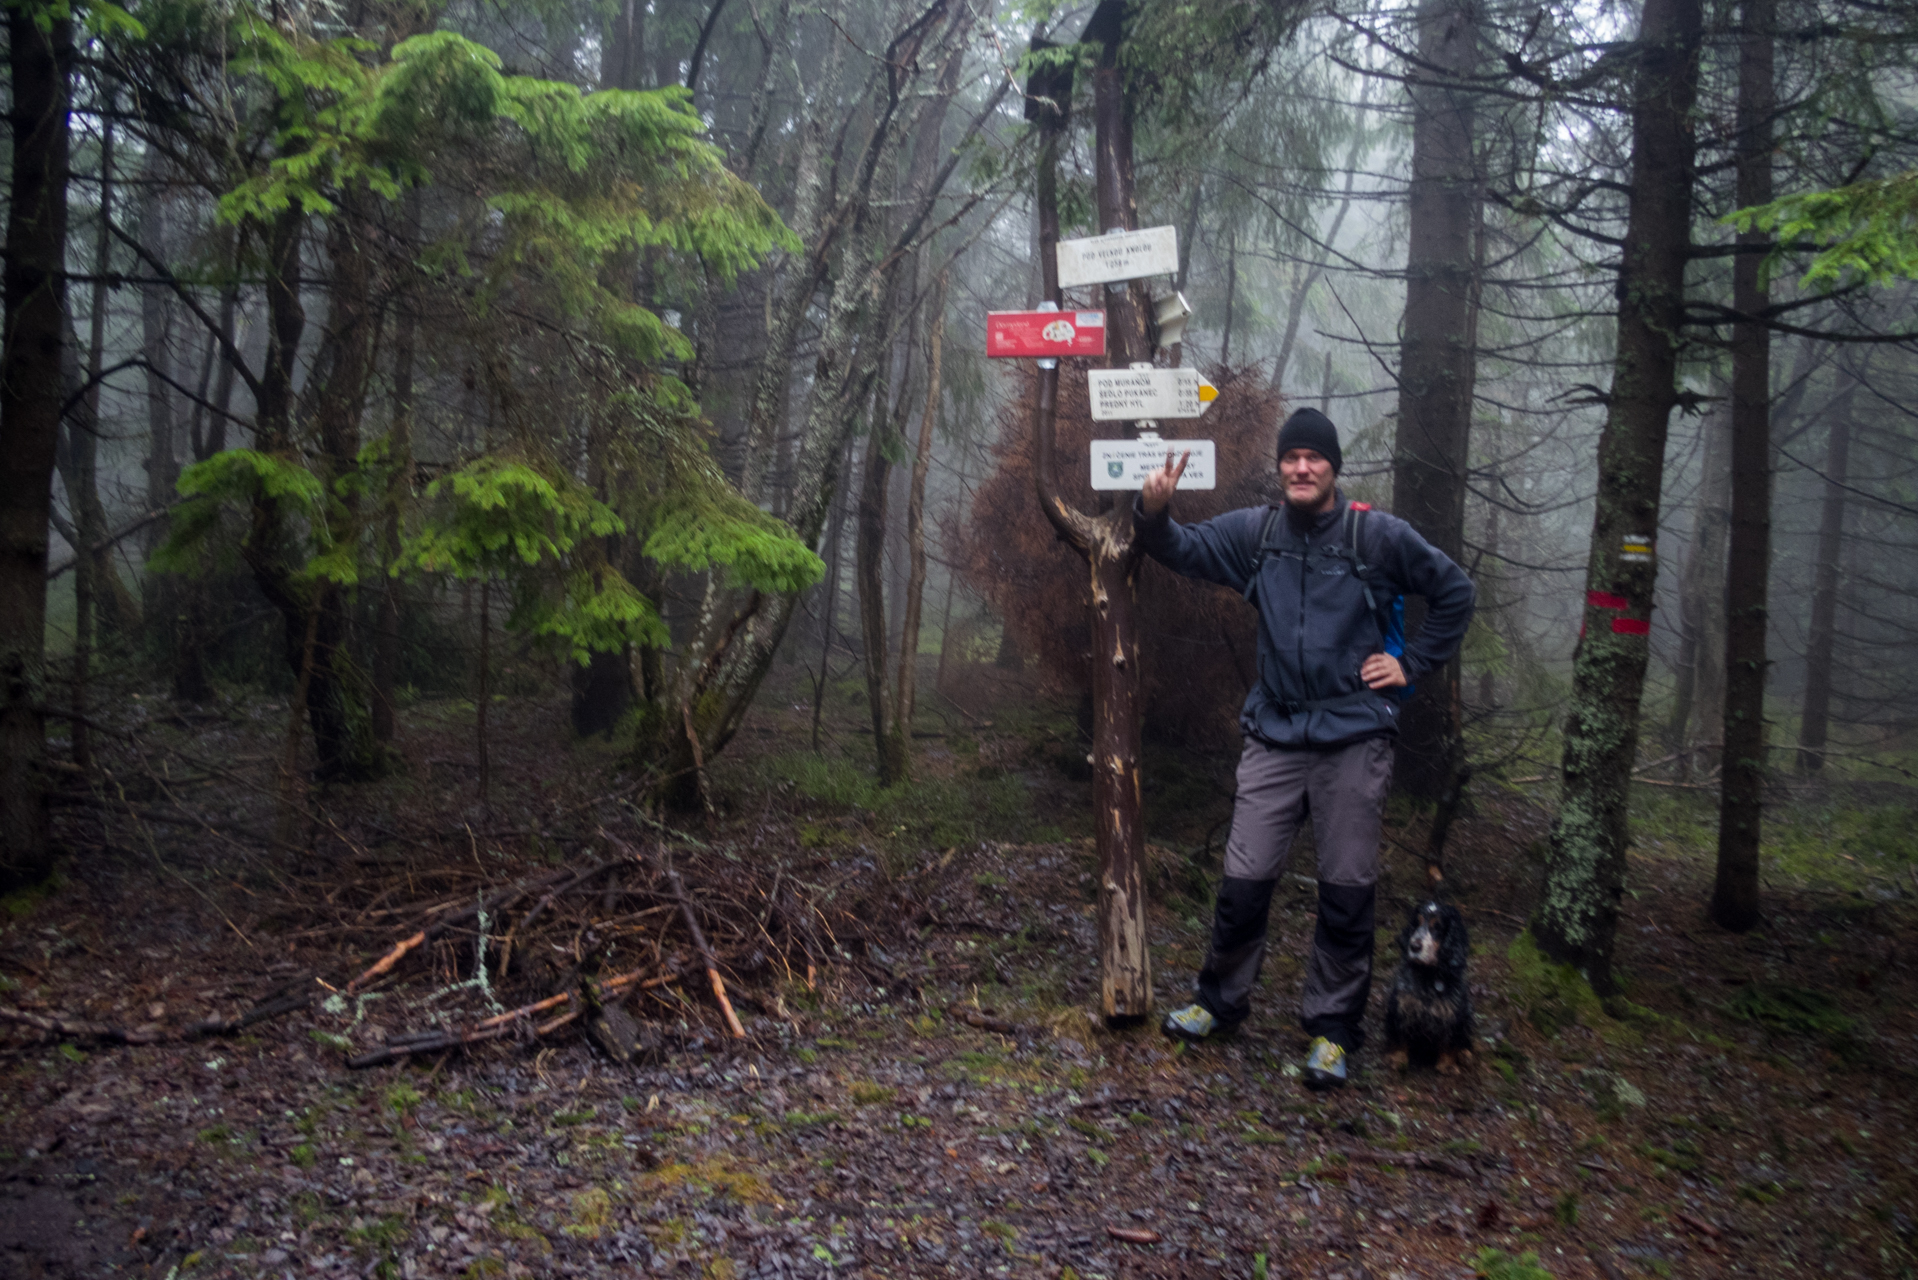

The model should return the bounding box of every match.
[763,752,1034,857]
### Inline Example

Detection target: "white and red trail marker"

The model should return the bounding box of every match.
[985,309,1107,358]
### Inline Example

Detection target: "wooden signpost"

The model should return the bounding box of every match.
[991,222,1221,1024]
[1016,16,1221,1023]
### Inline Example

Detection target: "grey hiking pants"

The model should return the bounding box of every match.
[1192,735,1393,1049]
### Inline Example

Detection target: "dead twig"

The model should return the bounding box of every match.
[345,864,589,993]
[949,1004,1020,1035]
[1343,1147,1477,1180]
[182,986,315,1038]
[0,1006,166,1045]
[344,968,676,1068]
[663,851,746,1039]
[1674,1211,1723,1240]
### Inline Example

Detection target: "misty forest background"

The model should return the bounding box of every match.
[4,0,1918,986]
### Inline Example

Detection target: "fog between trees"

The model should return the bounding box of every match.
[3,0,1916,980]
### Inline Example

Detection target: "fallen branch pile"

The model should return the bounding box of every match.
[14,723,887,1067]
[312,821,865,1068]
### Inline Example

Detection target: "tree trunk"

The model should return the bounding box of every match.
[1392,0,1481,800]
[1665,397,1729,766]
[811,435,854,753]
[1220,229,1237,367]
[478,580,491,803]
[138,149,184,695]
[603,0,646,90]
[1796,376,1851,772]
[174,273,239,704]
[1477,473,1499,709]
[1027,15,1151,1024]
[856,369,902,782]
[894,279,947,750]
[70,107,114,768]
[1711,0,1775,933]
[306,194,381,780]
[857,6,972,786]
[1265,92,1373,393]
[734,1,846,507]
[0,8,74,890]
[654,0,981,804]
[374,196,419,744]
[1532,0,1702,991]
[933,432,972,699]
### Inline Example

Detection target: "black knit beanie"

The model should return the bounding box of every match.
[1275,407,1342,474]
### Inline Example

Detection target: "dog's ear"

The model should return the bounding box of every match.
[1440,905,1471,973]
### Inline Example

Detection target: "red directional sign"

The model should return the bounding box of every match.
[985,309,1107,358]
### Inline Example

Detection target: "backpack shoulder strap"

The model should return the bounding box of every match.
[1344,501,1381,615]
[1344,501,1374,574]
[1250,503,1285,572]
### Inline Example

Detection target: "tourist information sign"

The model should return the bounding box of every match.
[1086,367,1218,421]
[1090,437,1216,491]
[985,309,1107,358]
[1055,226,1179,288]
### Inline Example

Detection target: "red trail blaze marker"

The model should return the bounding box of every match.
[986,309,1107,358]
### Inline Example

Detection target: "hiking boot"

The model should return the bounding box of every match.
[1302,1036,1348,1090]
[1161,1003,1218,1043]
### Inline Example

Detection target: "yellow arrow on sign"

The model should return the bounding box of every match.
[1197,380,1218,403]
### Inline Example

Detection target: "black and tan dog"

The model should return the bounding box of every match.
[1383,898,1474,1073]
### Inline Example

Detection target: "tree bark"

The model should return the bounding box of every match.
[374,197,418,744]
[603,0,646,90]
[304,193,381,780]
[894,279,946,751]
[138,148,185,697]
[1665,398,1729,765]
[1711,0,1775,933]
[0,8,74,890]
[1392,0,1481,800]
[1025,17,1152,1024]
[1796,374,1851,772]
[1220,229,1237,367]
[70,105,115,769]
[1533,0,1702,991]
[811,434,854,753]
[856,356,903,783]
[478,581,491,803]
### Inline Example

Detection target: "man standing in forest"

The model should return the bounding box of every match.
[1137,408,1475,1088]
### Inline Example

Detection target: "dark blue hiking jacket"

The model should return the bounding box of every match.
[1135,493,1476,748]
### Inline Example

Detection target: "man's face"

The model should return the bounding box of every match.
[1280,448,1337,514]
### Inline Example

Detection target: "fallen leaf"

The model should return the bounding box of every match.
[1105,1225,1161,1245]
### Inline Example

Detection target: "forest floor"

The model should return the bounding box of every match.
[1,658,1915,1280]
